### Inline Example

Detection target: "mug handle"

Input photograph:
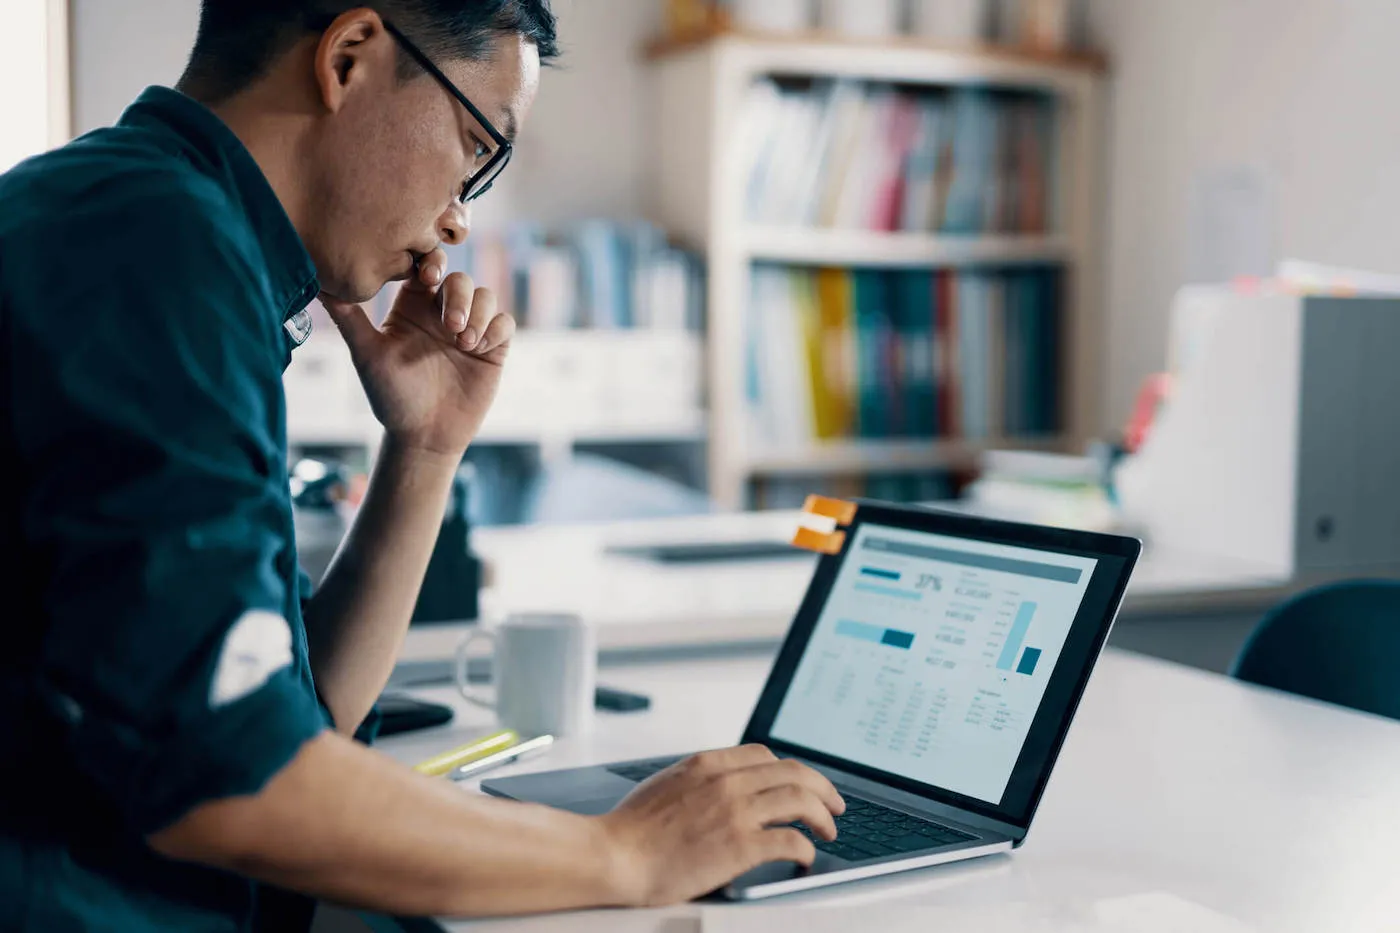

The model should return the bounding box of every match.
[455,628,497,709]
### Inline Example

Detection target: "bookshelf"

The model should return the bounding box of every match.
[646,27,1105,509]
[740,228,1073,267]
[747,436,1069,476]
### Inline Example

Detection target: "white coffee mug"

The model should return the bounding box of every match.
[456,612,596,737]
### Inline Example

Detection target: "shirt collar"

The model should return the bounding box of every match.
[118,86,320,327]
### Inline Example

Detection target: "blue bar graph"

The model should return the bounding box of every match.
[836,620,915,651]
[1016,647,1042,676]
[996,602,1037,671]
[860,567,902,581]
[881,629,915,650]
[853,582,921,601]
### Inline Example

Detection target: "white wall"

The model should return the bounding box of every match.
[1,0,68,172]
[1091,0,1400,427]
[70,0,662,231]
[71,0,198,135]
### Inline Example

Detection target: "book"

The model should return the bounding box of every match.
[745,266,1063,445]
[815,267,857,437]
[446,220,704,333]
[743,82,1056,235]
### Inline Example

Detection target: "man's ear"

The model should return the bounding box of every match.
[312,9,391,113]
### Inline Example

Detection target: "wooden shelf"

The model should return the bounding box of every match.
[742,228,1073,268]
[289,415,708,449]
[475,418,709,447]
[745,437,1073,476]
[646,25,1105,508]
[645,24,1108,75]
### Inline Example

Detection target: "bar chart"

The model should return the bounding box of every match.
[996,602,1043,676]
[852,564,925,602]
[836,619,916,650]
[771,522,1099,804]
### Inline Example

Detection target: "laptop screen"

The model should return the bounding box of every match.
[767,522,1099,806]
[745,505,1138,828]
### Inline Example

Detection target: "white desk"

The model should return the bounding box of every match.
[371,649,1400,933]
[399,511,1295,672]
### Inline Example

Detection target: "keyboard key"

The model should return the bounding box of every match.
[829,794,980,849]
[823,843,866,861]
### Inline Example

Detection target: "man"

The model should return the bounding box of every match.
[0,2,844,930]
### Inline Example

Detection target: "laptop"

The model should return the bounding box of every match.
[483,502,1141,900]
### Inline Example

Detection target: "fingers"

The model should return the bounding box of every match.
[754,827,819,868]
[474,308,516,355]
[429,272,512,355]
[409,247,449,293]
[750,784,839,841]
[725,757,846,820]
[438,272,475,335]
[457,282,497,352]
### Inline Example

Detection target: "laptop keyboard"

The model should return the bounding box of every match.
[607,759,978,862]
[798,795,976,862]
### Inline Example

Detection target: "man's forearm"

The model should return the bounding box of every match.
[149,733,634,917]
[304,435,462,732]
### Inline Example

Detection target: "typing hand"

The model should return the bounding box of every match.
[320,247,513,460]
[598,745,846,907]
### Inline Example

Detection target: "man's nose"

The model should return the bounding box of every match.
[439,200,470,246]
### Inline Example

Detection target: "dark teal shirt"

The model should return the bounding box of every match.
[0,87,335,932]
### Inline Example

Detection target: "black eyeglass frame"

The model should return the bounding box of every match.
[383,19,513,203]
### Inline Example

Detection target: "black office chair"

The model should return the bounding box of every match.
[1230,580,1400,721]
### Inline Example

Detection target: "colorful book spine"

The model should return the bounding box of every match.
[743,80,1056,235]
[745,266,1064,444]
[442,220,704,332]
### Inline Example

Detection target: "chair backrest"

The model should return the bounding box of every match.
[1231,580,1400,721]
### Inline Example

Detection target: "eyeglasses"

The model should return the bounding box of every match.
[383,19,513,203]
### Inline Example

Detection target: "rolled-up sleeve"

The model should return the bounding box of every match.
[16,187,328,834]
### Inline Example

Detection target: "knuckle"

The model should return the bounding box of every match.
[684,752,713,776]
[768,783,798,806]
[780,758,807,778]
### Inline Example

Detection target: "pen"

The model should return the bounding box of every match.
[450,734,555,781]
[413,729,519,777]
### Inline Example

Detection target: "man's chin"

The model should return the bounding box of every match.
[318,281,384,306]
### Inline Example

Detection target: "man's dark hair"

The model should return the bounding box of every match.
[179,1,558,103]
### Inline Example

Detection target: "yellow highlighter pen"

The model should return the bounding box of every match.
[413,729,519,777]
